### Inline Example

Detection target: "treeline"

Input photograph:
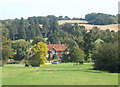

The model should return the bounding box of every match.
[57,13,118,25]
[2,15,59,40]
[57,16,85,20]
[1,13,119,72]
[85,13,118,25]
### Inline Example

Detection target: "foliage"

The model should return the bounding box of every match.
[52,54,59,60]
[12,39,31,61]
[2,40,14,65]
[32,36,46,45]
[85,13,117,25]
[2,25,14,65]
[47,33,60,44]
[62,53,70,63]
[83,31,94,61]
[30,42,48,66]
[17,17,26,39]
[92,42,119,73]
[69,46,85,65]
[53,59,58,62]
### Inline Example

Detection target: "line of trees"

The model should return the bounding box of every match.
[85,13,117,25]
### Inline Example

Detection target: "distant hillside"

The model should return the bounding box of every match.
[78,24,118,32]
[58,20,118,32]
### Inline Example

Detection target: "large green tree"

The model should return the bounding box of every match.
[12,39,31,61]
[92,42,119,73]
[83,31,94,61]
[69,46,85,65]
[30,42,48,67]
[2,25,14,65]
[17,17,26,39]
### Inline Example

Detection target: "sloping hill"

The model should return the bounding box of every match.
[78,24,118,32]
[58,20,118,32]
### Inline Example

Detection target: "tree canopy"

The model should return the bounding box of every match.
[30,42,48,66]
[85,13,117,25]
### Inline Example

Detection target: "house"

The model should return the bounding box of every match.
[27,42,68,59]
[47,42,68,59]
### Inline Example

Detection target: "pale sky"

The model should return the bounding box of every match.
[0,0,119,19]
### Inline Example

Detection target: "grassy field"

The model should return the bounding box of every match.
[2,63,118,85]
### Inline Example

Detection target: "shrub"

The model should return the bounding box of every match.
[53,59,57,62]
[52,54,59,59]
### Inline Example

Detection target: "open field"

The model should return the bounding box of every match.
[58,20,88,25]
[2,63,118,85]
[78,24,118,32]
[58,20,118,32]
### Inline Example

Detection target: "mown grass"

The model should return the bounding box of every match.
[2,63,118,85]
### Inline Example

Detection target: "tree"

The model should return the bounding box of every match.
[2,25,14,65]
[64,16,70,20]
[69,46,85,65]
[62,53,69,63]
[62,48,72,63]
[12,39,31,61]
[47,33,60,44]
[17,17,26,39]
[85,13,117,25]
[32,36,46,45]
[30,42,48,67]
[27,24,36,39]
[47,15,59,32]
[34,18,42,37]
[61,23,74,33]
[92,42,119,73]
[58,16,63,20]
[8,19,18,40]
[83,32,94,61]
[2,40,14,65]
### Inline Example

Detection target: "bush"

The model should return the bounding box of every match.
[52,54,59,59]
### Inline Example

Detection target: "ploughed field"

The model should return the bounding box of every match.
[2,63,118,85]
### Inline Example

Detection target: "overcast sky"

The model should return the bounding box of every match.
[0,0,119,19]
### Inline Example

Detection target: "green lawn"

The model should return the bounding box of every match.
[2,63,118,85]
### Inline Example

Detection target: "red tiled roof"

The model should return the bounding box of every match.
[47,44,67,51]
